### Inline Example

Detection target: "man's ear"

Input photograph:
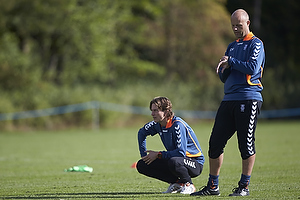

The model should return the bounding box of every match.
[163,110,169,118]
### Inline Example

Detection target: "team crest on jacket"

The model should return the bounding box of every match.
[240,104,245,112]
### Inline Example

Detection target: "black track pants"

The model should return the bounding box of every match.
[209,100,262,160]
[136,157,203,184]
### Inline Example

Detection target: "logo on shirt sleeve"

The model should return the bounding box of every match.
[144,121,156,130]
[175,125,181,148]
[251,42,261,60]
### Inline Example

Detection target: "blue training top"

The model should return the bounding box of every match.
[138,116,205,165]
[219,32,265,102]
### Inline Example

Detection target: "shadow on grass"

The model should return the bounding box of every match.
[0,192,186,199]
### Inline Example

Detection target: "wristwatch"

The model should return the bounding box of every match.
[157,151,162,159]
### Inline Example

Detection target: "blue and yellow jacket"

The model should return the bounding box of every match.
[138,116,205,165]
[219,32,265,102]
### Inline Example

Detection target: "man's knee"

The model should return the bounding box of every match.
[241,149,256,160]
[168,157,183,168]
[136,159,147,174]
[208,132,228,159]
[208,143,224,159]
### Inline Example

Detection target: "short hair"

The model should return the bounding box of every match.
[232,9,250,21]
[150,96,174,119]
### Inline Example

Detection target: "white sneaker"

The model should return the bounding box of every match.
[180,182,196,194]
[162,183,183,193]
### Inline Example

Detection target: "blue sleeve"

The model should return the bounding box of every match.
[218,68,231,83]
[137,121,159,157]
[228,39,264,75]
[161,122,187,159]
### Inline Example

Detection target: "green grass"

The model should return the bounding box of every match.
[0,120,299,199]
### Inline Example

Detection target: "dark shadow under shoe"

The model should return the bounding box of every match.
[190,185,220,196]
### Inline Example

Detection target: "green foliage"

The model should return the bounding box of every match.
[0,0,299,129]
[0,121,299,199]
[0,0,232,86]
[0,33,41,91]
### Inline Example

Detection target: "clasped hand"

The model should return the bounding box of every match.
[216,56,230,73]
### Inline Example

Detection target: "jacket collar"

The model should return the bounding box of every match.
[236,32,254,42]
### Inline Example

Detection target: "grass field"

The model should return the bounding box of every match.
[0,120,299,199]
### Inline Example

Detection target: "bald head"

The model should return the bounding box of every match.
[232,9,249,22]
[231,9,251,40]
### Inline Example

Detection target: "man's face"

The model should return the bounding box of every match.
[231,16,250,39]
[151,104,166,124]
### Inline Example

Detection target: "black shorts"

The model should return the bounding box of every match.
[208,100,262,160]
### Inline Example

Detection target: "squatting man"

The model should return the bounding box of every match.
[136,96,205,194]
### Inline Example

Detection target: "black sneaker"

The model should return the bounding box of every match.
[229,182,249,196]
[190,185,220,196]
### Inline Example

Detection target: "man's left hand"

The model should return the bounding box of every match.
[217,56,230,73]
[142,150,159,165]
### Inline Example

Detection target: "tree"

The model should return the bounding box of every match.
[0,0,125,86]
[116,0,233,83]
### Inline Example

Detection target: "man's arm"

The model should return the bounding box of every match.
[161,122,187,159]
[217,56,231,83]
[228,40,264,75]
[137,121,158,157]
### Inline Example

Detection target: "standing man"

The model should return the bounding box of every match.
[191,9,265,197]
[137,96,205,194]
